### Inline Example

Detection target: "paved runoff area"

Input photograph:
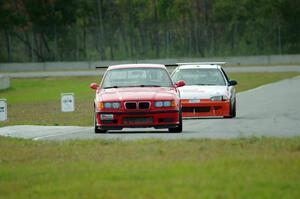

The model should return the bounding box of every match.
[1,75,300,141]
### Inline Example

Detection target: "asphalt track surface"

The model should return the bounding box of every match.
[1,75,300,141]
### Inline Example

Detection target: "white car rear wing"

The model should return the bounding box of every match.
[176,62,226,65]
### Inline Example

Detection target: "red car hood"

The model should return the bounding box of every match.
[97,87,177,101]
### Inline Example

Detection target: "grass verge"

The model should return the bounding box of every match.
[0,72,299,126]
[0,136,299,199]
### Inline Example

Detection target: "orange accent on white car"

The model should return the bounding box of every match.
[181,99,230,117]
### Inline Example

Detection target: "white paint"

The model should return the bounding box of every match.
[0,99,7,121]
[61,93,75,112]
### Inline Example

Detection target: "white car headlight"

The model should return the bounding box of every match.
[210,95,227,101]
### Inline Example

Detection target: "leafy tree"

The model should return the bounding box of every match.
[0,0,299,62]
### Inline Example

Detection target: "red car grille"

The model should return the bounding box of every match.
[125,102,137,109]
[125,102,150,110]
[139,102,150,109]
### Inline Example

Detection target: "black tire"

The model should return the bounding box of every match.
[225,98,236,118]
[94,113,107,134]
[231,100,236,118]
[95,126,107,134]
[168,111,183,133]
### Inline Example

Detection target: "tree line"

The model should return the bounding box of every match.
[0,0,299,62]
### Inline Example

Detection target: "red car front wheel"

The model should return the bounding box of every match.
[168,111,183,133]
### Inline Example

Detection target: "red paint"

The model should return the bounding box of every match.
[91,64,183,131]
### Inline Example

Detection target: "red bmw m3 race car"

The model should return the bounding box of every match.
[90,64,185,133]
[171,62,237,118]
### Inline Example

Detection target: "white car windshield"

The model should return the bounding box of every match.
[102,68,173,88]
[172,68,226,86]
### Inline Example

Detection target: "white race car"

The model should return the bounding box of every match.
[171,62,237,118]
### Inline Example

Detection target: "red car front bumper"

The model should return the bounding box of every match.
[181,99,230,117]
[96,110,180,130]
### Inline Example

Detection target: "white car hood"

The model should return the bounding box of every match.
[179,85,229,99]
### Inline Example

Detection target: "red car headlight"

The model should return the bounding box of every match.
[154,100,176,107]
[98,102,121,109]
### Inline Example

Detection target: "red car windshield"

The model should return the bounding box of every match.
[102,68,173,88]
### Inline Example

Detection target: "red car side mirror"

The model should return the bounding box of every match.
[90,83,99,90]
[175,80,186,88]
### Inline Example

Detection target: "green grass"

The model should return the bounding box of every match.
[229,72,300,92]
[0,72,299,127]
[0,137,299,199]
[0,76,101,104]
[0,76,100,126]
